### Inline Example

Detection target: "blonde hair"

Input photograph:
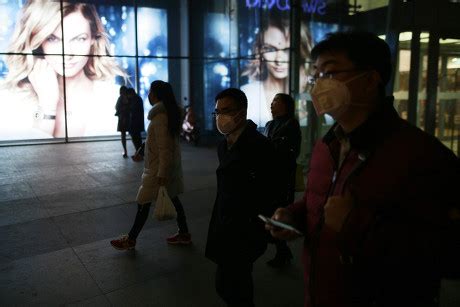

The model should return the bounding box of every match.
[242,17,312,82]
[3,0,127,95]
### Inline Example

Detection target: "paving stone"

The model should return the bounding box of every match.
[0,197,48,227]
[51,206,135,247]
[0,248,102,305]
[0,218,68,260]
[0,182,36,202]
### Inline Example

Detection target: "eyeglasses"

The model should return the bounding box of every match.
[261,45,289,54]
[211,108,240,118]
[306,69,364,87]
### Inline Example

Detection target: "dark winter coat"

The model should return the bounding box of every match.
[115,95,131,132]
[205,120,280,265]
[288,98,460,307]
[264,116,301,205]
[129,94,145,134]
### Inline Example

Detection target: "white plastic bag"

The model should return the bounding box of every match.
[153,186,177,221]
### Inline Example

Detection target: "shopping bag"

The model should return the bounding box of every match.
[153,186,177,221]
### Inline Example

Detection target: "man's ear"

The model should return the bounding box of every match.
[242,109,248,120]
[367,70,382,88]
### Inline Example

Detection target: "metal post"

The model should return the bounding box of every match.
[425,31,440,135]
[289,0,301,97]
[384,0,400,97]
[407,30,421,125]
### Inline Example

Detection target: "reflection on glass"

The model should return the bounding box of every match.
[0,1,176,140]
[0,1,129,140]
[138,57,169,130]
[239,14,314,128]
[203,13,231,130]
[241,17,291,128]
[436,41,460,155]
[96,4,136,56]
[137,7,168,57]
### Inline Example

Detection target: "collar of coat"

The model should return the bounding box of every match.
[147,101,166,120]
[265,116,298,138]
[221,119,258,150]
[217,119,260,169]
[322,96,401,153]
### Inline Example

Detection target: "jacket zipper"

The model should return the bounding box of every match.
[309,150,367,307]
[309,150,368,307]
[309,148,346,307]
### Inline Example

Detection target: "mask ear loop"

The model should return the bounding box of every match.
[343,71,372,107]
[233,108,246,124]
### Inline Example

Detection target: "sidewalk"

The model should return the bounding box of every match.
[0,140,305,306]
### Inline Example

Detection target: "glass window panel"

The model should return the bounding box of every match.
[238,9,290,129]
[0,1,136,57]
[204,59,233,131]
[205,12,230,59]
[137,57,169,131]
[0,55,64,141]
[88,2,136,56]
[137,7,168,58]
[436,39,460,156]
[0,1,26,53]
[65,56,135,138]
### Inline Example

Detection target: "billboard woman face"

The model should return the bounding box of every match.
[262,26,289,80]
[41,11,94,78]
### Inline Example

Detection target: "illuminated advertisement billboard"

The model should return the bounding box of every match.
[201,2,341,131]
[238,7,337,128]
[0,0,167,141]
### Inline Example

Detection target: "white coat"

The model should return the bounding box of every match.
[136,102,184,204]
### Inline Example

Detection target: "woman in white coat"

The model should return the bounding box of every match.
[111,80,191,250]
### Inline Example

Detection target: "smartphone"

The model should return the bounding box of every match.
[258,214,303,235]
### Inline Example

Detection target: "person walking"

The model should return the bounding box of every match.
[111,80,191,250]
[266,31,460,307]
[264,93,301,268]
[206,88,280,306]
[115,85,130,158]
[127,87,144,158]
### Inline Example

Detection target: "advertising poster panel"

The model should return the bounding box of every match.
[0,1,167,141]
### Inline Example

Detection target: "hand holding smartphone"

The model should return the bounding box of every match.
[258,214,303,235]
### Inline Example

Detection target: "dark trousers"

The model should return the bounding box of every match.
[271,169,295,258]
[216,263,254,307]
[130,132,143,152]
[128,196,189,240]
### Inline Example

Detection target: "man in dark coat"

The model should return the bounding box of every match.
[206,88,280,306]
[127,88,145,155]
[264,93,301,268]
[266,31,460,307]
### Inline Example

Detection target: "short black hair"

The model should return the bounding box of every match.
[215,88,248,110]
[119,85,128,94]
[275,93,295,117]
[311,31,392,86]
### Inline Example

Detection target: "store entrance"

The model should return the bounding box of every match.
[394,32,460,156]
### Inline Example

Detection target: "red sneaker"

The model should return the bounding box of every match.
[131,154,143,162]
[166,233,192,245]
[110,235,136,250]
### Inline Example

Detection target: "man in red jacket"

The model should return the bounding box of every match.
[266,31,459,307]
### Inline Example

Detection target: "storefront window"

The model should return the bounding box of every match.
[436,39,460,155]
[0,0,176,143]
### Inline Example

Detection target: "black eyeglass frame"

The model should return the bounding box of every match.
[306,68,366,86]
[211,107,242,118]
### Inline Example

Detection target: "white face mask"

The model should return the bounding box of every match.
[216,111,243,135]
[310,72,367,119]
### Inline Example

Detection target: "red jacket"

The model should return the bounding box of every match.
[289,100,460,307]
